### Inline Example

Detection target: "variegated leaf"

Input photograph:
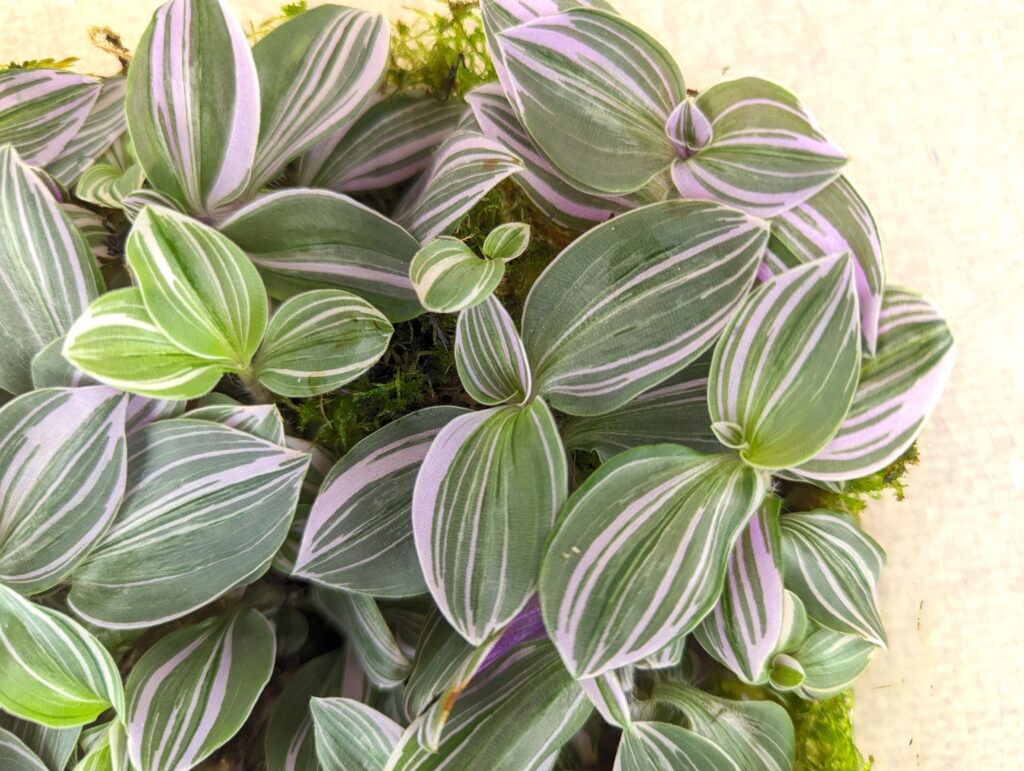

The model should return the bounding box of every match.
[182,403,286,444]
[540,446,767,677]
[47,76,127,186]
[120,188,183,222]
[560,352,719,460]
[670,78,846,217]
[708,253,861,469]
[125,610,274,771]
[75,136,145,210]
[126,205,268,367]
[694,497,785,684]
[616,722,738,771]
[60,203,110,259]
[780,511,887,646]
[792,287,955,480]
[0,387,127,595]
[482,222,530,261]
[304,93,465,193]
[0,69,100,166]
[63,288,226,399]
[0,714,79,771]
[250,5,389,190]
[413,400,567,644]
[792,627,876,699]
[71,721,129,771]
[311,698,402,771]
[0,728,46,771]
[253,289,392,397]
[637,636,687,671]
[294,407,466,597]
[392,129,522,244]
[649,682,795,771]
[68,419,308,628]
[403,610,475,721]
[580,668,634,727]
[220,189,423,322]
[0,584,124,727]
[495,8,683,194]
[766,176,885,353]
[410,237,511,314]
[768,653,805,691]
[0,145,102,394]
[522,200,767,416]
[126,0,259,215]
[455,294,532,405]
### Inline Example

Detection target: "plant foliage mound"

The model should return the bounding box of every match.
[0,1,954,769]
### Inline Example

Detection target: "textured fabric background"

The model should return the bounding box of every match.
[2,0,1022,767]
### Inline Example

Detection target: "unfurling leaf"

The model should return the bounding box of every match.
[410,237,510,314]
[455,294,532,405]
[482,222,530,261]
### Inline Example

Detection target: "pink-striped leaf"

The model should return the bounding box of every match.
[522,201,767,417]
[126,0,260,216]
[708,254,861,470]
[539,446,767,677]
[792,288,955,481]
[47,76,127,186]
[455,294,532,406]
[0,69,100,166]
[670,78,847,217]
[125,609,275,771]
[182,403,286,444]
[413,400,567,645]
[250,5,389,191]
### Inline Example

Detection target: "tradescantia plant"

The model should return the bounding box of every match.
[0,0,954,768]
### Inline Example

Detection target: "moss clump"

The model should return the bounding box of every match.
[791,692,874,771]
[1,57,78,71]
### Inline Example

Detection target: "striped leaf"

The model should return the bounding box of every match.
[792,627,876,699]
[311,698,402,771]
[63,288,226,399]
[126,205,268,367]
[126,0,259,215]
[0,715,79,771]
[60,203,110,259]
[403,610,476,721]
[540,446,767,677]
[313,588,411,689]
[638,636,687,671]
[392,129,522,244]
[522,201,767,416]
[220,189,423,322]
[0,69,100,166]
[455,294,532,405]
[708,253,861,470]
[0,584,124,726]
[0,145,102,394]
[768,653,805,691]
[294,407,467,597]
[580,668,633,727]
[766,176,885,353]
[482,222,530,261]
[0,387,127,595]
[67,418,308,628]
[413,400,567,644]
[253,289,393,397]
[250,5,389,190]
[125,609,275,771]
[780,511,887,646]
[649,682,795,771]
[792,287,955,481]
[495,8,684,194]
[182,403,286,444]
[410,237,511,314]
[47,76,127,186]
[670,78,847,217]
[694,498,785,684]
[71,721,129,771]
[304,93,465,193]
[74,136,145,210]
[386,640,590,770]
[120,188,183,222]
[616,722,738,771]
[0,728,46,771]
[560,352,719,461]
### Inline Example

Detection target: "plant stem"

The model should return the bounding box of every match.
[238,370,273,404]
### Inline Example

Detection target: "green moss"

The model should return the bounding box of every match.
[1,57,79,71]
[791,692,874,771]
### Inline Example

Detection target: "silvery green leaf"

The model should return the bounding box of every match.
[402,610,475,721]
[455,294,532,405]
[0,728,47,771]
[615,722,738,771]
[793,627,876,699]
[182,403,286,444]
[708,253,861,469]
[482,222,530,261]
[253,289,393,397]
[580,668,634,727]
[637,636,687,671]
[311,698,402,771]
[47,75,127,186]
[68,418,309,628]
[768,653,805,691]
[74,136,145,210]
[410,237,510,314]
[71,721,129,771]
[220,189,424,322]
[0,715,78,771]
[522,200,767,417]
[0,387,127,595]
[60,203,110,259]
[0,584,124,727]
[540,446,767,677]
[125,609,275,771]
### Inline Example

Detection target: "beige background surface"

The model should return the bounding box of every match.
[2,0,1022,767]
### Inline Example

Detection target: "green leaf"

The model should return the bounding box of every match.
[47,75,127,187]
[71,721,129,771]
[769,653,806,691]
[0,728,47,771]
[124,609,275,771]
[616,722,738,771]
[402,609,476,721]
[253,289,393,397]
[126,206,268,367]
[455,294,532,406]
[311,698,402,771]
[182,403,286,444]
[540,446,767,677]
[522,201,767,416]
[0,584,124,727]
[74,135,145,210]
[410,237,509,314]
[792,627,876,699]
[0,714,79,771]
[482,222,530,261]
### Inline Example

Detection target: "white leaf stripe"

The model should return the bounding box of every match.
[617,722,740,771]
[0,69,101,166]
[780,511,887,646]
[183,403,286,445]
[793,628,876,699]
[0,387,127,595]
[580,669,632,727]
[482,222,530,261]
[0,145,102,395]
[251,6,389,190]
[455,294,532,405]
[0,713,80,771]
[409,237,506,314]
[125,609,275,771]
[402,609,474,721]
[311,698,402,771]
[0,728,47,771]
[47,76,128,186]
